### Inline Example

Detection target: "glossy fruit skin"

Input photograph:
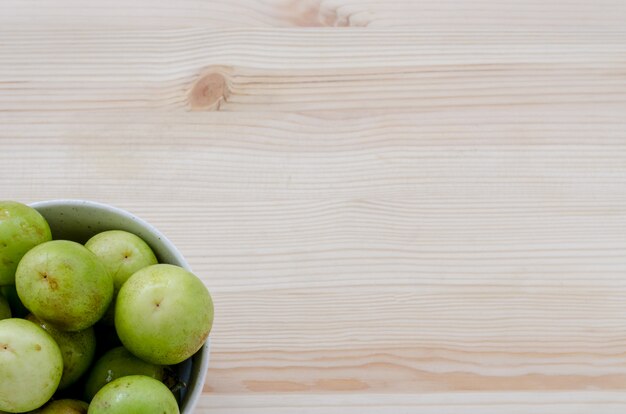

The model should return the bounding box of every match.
[88,375,179,414]
[115,264,213,365]
[31,399,89,414]
[16,240,114,331]
[0,201,52,286]
[0,318,63,413]
[84,346,164,402]
[85,230,157,324]
[26,314,96,390]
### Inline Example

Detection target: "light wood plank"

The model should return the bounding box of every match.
[2,4,626,411]
[1,110,625,406]
[0,30,624,114]
[0,0,625,31]
[197,392,626,413]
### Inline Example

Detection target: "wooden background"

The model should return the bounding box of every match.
[2,1,626,412]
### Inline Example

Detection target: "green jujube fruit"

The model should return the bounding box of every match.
[0,201,51,286]
[85,230,157,324]
[88,375,179,414]
[115,264,213,365]
[16,240,114,332]
[26,314,96,390]
[0,318,63,413]
[84,346,164,402]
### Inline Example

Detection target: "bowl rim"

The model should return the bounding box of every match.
[29,199,210,414]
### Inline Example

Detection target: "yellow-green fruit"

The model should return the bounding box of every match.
[16,240,114,332]
[88,376,178,414]
[0,201,51,286]
[0,318,63,413]
[84,346,164,402]
[85,231,158,291]
[115,264,213,365]
[26,314,96,390]
[85,230,157,324]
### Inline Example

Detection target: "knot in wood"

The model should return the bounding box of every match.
[189,71,230,111]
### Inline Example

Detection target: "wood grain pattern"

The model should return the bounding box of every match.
[1,30,625,114]
[1,2,626,412]
[196,393,626,413]
[1,0,625,31]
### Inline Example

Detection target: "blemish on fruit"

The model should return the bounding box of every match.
[47,276,59,290]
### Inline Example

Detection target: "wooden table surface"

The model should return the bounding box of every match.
[2,1,626,412]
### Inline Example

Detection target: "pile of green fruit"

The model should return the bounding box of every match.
[0,201,214,414]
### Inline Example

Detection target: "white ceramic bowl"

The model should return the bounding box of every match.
[30,199,210,414]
